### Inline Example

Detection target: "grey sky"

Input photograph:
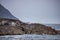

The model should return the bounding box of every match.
[0,0,60,24]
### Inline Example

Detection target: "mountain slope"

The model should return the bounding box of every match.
[0,4,18,20]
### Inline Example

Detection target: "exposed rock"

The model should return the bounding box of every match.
[0,19,25,35]
[0,26,25,35]
[26,23,58,35]
[0,4,59,35]
[0,18,59,35]
[57,30,60,35]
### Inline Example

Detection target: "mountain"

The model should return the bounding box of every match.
[0,4,59,35]
[0,4,19,20]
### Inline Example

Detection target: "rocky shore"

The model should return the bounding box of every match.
[0,18,59,35]
[0,4,60,35]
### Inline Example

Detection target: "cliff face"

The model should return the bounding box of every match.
[57,30,60,35]
[0,19,25,35]
[0,26,25,35]
[22,23,58,35]
[0,19,59,35]
[0,4,18,20]
[0,4,59,35]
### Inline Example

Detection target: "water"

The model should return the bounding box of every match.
[0,34,60,40]
[45,24,60,30]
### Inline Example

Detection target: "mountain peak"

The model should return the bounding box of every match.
[0,4,19,20]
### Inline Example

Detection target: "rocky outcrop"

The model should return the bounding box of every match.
[0,4,59,35]
[57,30,60,35]
[0,19,59,35]
[0,26,25,35]
[24,23,58,35]
[0,19,25,35]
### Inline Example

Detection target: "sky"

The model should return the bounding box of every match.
[0,0,60,24]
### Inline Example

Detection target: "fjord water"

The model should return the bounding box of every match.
[0,35,60,40]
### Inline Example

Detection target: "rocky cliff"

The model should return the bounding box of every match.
[0,19,59,35]
[0,4,59,35]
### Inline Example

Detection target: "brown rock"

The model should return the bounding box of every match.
[0,19,59,35]
[27,23,58,35]
[0,4,59,35]
[0,19,25,35]
[0,26,25,35]
[56,30,60,35]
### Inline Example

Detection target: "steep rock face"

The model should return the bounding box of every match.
[0,26,25,35]
[0,19,59,35]
[28,23,58,35]
[0,4,18,20]
[19,23,58,35]
[0,19,25,35]
[0,4,59,35]
[57,30,60,35]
